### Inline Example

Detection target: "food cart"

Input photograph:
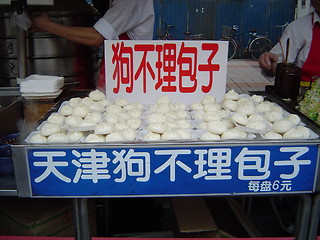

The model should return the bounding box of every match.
[4,88,320,240]
[1,12,320,240]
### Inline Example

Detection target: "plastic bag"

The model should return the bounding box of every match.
[298,77,320,124]
[11,11,32,31]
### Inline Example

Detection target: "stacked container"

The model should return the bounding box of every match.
[0,0,100,89]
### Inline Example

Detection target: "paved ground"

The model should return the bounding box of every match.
[226,59,273,94]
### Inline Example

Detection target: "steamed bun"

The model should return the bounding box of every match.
[161,131,181,140]
[106,104,122,114]
[67,131,84,142]
[85,134,106,143]
[115,98,129,107]
[296,126,311,139]
[202,95,216,104]
[79,118,97,128]
[89,90,106,101]
[272,120,294,134]
[105,132,125,142]
[72,105,89,118]
[264,131,283,139]
[283,128,304,139]
[143,132,161,141]
[122,128,137,141]
[200,132,221,141]
[94,122,114,134]
[207,120,228,135]
[88,102,105,113]
[60,105,74,116]
[203,112,221,122]
[231,113,248,126]
[40,123,62,136]
[84,112,103,123]
[223,99,237,111]
[68,97,82,107]
[221,128,244,139]
[236,102,255,116]
[224,90,240,100]
[147,113,166,124]
[126,118,142,130]
[264,111,283,122]
[47,133,68,143]
[251,94,264,103]
[65,115,83,127]
[190,102,203,111]
[30,132,47,143]
[47,113,65,125]
[245,120,268,132]
[147,123,168,134]
[255,102,272,113]
[80,97,95,106]
[204,103,220,113]
[286,114,301,126]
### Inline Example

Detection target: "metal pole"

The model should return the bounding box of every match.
[73,198,91,240]
[186,0,190,33]
[15,0,28,79]
[308,193,320,240]
[295,194,312,240]
[16,27,28,79]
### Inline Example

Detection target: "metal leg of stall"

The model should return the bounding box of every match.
[16,27,28,79]
[295,194,312,240]
[308,193,320,240]
[73,198,91,240]
[14,2,28,80]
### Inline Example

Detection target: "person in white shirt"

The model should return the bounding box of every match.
[94,0,154,41]
[31,0,155,89]
[259,0,320,86]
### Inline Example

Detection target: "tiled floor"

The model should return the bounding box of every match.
[226,59,273,94]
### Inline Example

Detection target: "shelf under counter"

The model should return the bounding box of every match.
[0,174,17,196]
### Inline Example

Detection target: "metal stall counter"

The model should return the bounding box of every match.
[268,93,320,240]
[8,89,320,240]
[0,89,94,238]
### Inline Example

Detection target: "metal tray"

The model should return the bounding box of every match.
[10,92,320,198]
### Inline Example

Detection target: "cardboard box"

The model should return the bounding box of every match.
[0,198,96,237]
[172,197,217,237]
[171,197,236,238]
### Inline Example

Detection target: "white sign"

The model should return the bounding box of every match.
[0,0,11,4]
[104,40,228,104]
[27,0,54,5]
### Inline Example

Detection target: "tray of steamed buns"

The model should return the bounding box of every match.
[25,89,319,144]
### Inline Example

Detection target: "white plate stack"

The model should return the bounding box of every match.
[20,74,64,99]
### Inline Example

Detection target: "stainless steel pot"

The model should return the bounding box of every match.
[0,51,99,75]
[0,1,101,88]
[0,37,97,58]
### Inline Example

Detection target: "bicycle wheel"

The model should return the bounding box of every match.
[191,35,206,40]
[249,37,273,60]
[191,36,206,40]
[219,37,237,60]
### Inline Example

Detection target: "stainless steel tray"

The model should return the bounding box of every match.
[10,92,320,198]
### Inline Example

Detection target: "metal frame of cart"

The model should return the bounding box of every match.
[11,136,320,240]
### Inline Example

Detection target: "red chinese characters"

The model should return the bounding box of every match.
[112,42,133,93]
[198,43,220,93]
[110,42,221,94]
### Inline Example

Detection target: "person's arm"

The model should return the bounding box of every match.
[31,13,104,47]
[96,0,154,39]
[258,17,302,77]
[258,52,279,77]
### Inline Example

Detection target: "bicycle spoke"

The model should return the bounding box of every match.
[249,37,273,60]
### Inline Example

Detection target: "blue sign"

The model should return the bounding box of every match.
[27,145,318,197]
